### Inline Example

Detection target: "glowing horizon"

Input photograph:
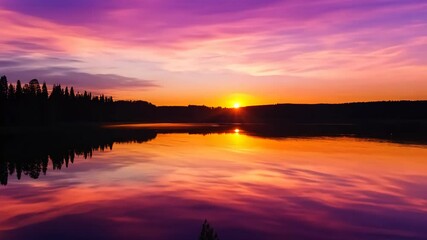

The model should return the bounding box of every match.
[0,1,426,107]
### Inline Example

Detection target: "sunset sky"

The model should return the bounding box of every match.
[0,0,426,107]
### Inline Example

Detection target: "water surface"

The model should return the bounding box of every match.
[1,125,426,239]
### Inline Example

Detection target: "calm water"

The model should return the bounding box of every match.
[1,125,427,240]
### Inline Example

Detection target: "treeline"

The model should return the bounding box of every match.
[237,102,427,123]
[0,75,115,124]
[2,75,427,125]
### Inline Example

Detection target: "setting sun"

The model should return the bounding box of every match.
[233,103,241,109]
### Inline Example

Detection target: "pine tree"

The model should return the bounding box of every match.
[0,75,8,101]
[70,87,75,99]
[29,79,41,97]
[8,84,15,100]
[15,80,23,100]
[65,87,69,98]
[41,82,48,100]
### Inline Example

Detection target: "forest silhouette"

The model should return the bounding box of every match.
[1,75,427,125]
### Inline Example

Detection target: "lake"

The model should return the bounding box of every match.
[1,124,426,240]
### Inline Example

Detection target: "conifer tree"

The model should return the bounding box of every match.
[15,80,23,100]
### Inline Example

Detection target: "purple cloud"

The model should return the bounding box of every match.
[1,0,426,103]
[0,66,158,95]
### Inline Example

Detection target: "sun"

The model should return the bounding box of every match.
[233,102,240,109]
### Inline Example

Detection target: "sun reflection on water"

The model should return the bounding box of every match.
[1,133,427,239]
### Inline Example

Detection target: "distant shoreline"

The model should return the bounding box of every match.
[2,120,427,145]
[2,77,427,125]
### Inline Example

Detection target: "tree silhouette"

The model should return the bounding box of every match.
[8,84,15,100]
[64,86,69,99]
[23,83,30,95]
[199,220,219,240]
[15,80,23,100]
[41,82,48,100]
[29,79,41,96]
[70,87,75,99]
[49,84,62,100]
[0,76,8,123]
[0,75,7,101]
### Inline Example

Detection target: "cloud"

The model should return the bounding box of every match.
[0,60,20,67]
[0,1,426,103]
[0,66,158,94]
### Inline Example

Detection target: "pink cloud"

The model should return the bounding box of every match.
[0,1,426,104]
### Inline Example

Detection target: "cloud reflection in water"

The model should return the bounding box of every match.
[1,133,427,240]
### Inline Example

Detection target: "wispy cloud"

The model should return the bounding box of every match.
[1,66,157,97]
[0,1,426,104]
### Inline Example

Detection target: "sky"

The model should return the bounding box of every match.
[0,0,426,107]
